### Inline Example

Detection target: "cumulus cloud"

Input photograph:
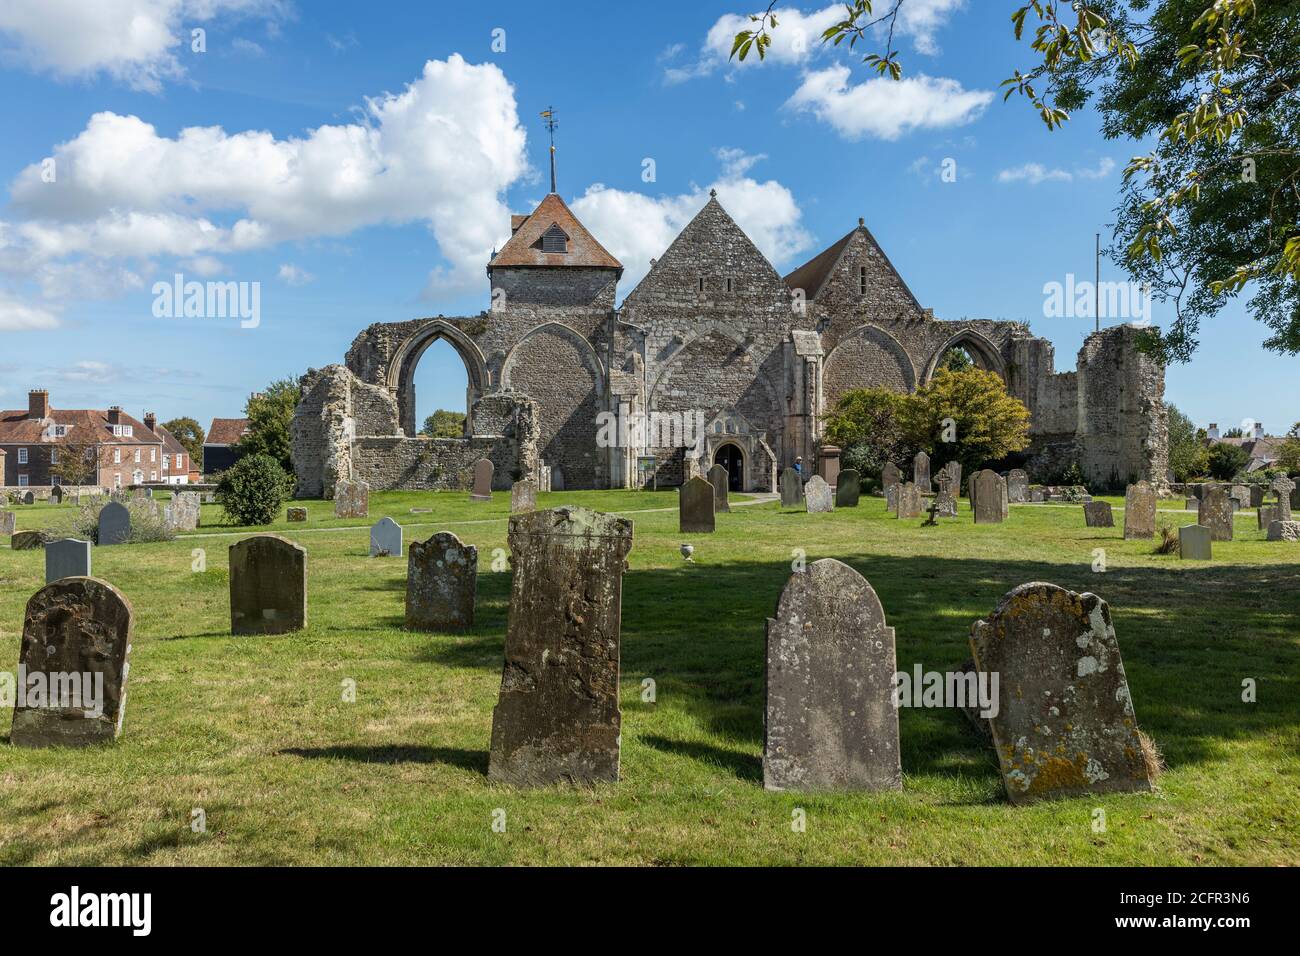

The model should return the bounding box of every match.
[0,288,59,330]
[277,263,314,285]
[896,0,967,55]
[786,65,991,141]
[998,157,1116,185]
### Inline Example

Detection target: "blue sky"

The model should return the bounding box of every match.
[0,0,1294,437]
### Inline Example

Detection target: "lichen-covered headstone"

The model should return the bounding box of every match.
[1123,481,1156,539]
[163,491,200,532]
[470,458,494,501]
[1272,475,1295,521]
[707,463,730,513]
[334,479,369,518]
[913,451,931,492]
[229,534,307,635]
[406,531,477,630]
[287,507,307,522]
[10,577,133,748]
[885,483,899,513]
[1006,469,1029,504]
[1230,484,1251,512]
[1179,524,1211,560]
[0,510,15,537]
[972,470,1003,524]
[1083,501,1114,528]
[969,582,1154,804]
[779,467,802,508]
[896,481,922,519]
[764,559,900,792]
[933,472,957,517]
[1198,484,1233,541]
[679,476,715,533]
[12,530,50,550]
[881,462,901,494]
[46,538,92,583]
[510,479,537,513]
[805,475,834,513]
[835,469,860,508]
[97,501,130,546]
[370,516,403,557]
[1267,519,1300,542]
[488,507,633,786]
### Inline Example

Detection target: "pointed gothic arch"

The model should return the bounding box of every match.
[922,329,1007,384]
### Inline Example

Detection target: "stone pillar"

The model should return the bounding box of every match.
[817,445,841,487]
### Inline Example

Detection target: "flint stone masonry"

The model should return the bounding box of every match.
[779,467,802,508]
[835,468,861,507]
[764,559,901,792]
[1267,520,1300,542]
[10,578,133,748]
[370,516,403,557]
[1180,524,1212,560]
[229,535,307,635]
[707,463,730,513]
[488,507,633,786]
[334,479,369,518]
[1083,501,1114,527]
[805,475,834,513]
[511,479,537,513]
[969,582,1154,804]
[1198,485,1234,542]
[98,502,130,546]
[679,476,715,533]
[46,538,92,583]
[406,531,477,630]
[1123,481,1156,540]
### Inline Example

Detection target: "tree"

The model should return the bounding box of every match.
[1166,404,1209,481]
[900,368,1032,477]
[823,388,915,480]
[215,453,293,526]
[732,1,1300,362]
[1206,441,1250,480]
[239,378,301,473]
[939,347,975,373]
[162,416,205,466]
[53,440,100,486]
[1222,426,1244,438]
[1276,422,1300,475]
[421,409,466,438]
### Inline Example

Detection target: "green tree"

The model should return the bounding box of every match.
[823,388,914,481]
[1206,441,1250,480]
[1276,422,1300,475]
[1166,404,1209,481]
[421,409,466,438]
[239,378,301,472]
[162,416,205,466]
[215,453,293,526]
[900,368,1032,477]
[939,347,975,373]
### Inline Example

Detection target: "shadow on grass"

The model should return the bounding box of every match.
[642,734,761,781]
[277,744,489,774]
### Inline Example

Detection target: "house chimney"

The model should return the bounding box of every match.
[1207,423,1219,439]
[107,405,122,426]
[28,389,49,420]
[1254,421,1264,439]
[144,412,157,432]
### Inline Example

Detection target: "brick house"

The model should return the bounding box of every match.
[203,417,250,475]
[0,390,164,490]
[143,412,193,484]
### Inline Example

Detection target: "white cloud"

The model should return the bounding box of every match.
[998,157,1116,185]
[896,0,967,55]
[277,263,313,285]
[786,65,992,141]
[183,255,226,277]
[0,0,287,92]
[571,148,813,293]
[0,288,59,330]
[1076,157,1116,180]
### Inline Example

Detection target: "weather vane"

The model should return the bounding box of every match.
[540,106,558,193]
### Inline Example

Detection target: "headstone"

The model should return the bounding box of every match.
[12,530,49,550]
[50,485,64,505]
[1184,498,1198,511]
[229,534,307,635]
[764,559,900,792]
[334,479,369,518]
[1001,478,1010,519]
[969,582,1154,803]
[98,501,131,546]
[22,491,35,505]
[1006,469,1029,504]
[550,466,565,491]
[779,467,803,508]
[537,460,550,492]
[835,469,861,508]
[488,507,633,786]
[1197,484,1233,542]
[1179,524,1212,560]
[707,463,730,513]
[913,451,931,492]
[1083,501,1114,527]
[287,507,307,522]
[10,578,134,748]
[1258,505,1278,530]
[818,445,841,488]
[804,475,834,513]
[46,538,92,582]
[972,470,1003,524]
[1249,485,1265,508]
[881,462,901,493]
[370,516,403,557]
[896,481,921,519]
[406,531,477,630]
[1030,488,1045,503]
[942,460,962,497]
[1229,484,1251,511]
[679,476,715,533]
[1272,475,1295,521]
[1267,519,1300,542]
[1292,484,1300,512]
[163,491,200,532]
[0,510,15,536]
[933,472,957,517]
[470,458,494,501]
[1123,481,1156,539]
[510,479,537,513]
[885,483,899,513]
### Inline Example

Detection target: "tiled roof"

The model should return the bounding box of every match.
[152,423,188,457]
[0,408,160,445]
[206,417,249,446]
[489,193,621,271]
[783,229,857,301]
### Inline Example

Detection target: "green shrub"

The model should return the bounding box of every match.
[1206,443,1250,480]
[216,454,293,526]
[72,497,176,544]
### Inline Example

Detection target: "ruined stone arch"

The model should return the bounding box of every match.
[822,323,917,407]
[922,329,1007,384]
[388,320,490,436]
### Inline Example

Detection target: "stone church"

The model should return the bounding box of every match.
[292,187,1168,496]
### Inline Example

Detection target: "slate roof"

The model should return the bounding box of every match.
[206,418,250,446]
[489,193,621,271]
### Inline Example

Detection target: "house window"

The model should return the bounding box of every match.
[134,449,141,463]
[540,224,568,254]
[860,266,867,295]
[18,475,28,487]
[163,455,171,470]
[18,447,28,464]
[150,448,156,463]
[50,448,59,464]
[51,475,62,486]
[150,471,157,481]
[114,449,121,464]
[133,469,143,484]
[177,453,184,470]
[114,473,122,488]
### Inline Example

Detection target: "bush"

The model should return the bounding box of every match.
[1206,443,1250,480]
[216,453,293,526]
[72,497,176,544]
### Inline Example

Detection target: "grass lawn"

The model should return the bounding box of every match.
[0,489,1296,865]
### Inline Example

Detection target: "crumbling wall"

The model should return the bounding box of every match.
[1076,325,1168,490]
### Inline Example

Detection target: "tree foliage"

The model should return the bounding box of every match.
[1275,421,1300,474]
[422,409,466,439]
[162,416,205,467]
[239,378,301,472]
[215,453,293,526]
[1206,440,1250,479]
[823,388,915,480]
[1166,403,1209,480]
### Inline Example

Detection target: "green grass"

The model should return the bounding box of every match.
[0,490,1296,865]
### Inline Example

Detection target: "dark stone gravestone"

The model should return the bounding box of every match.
[1249,484,1265,508]
[287,507,307,522]
[98,502,131,546]
[881,462,901,495]
[334,479,369,518]
[835,469,860,508]
[1006,469,1029,504]
[406,531,477,630]
[779,467,803,508]
[1123,480,1156,540]
[764,559,900,792]
[470,458,494,501]
[510,479,537,513]
[229,534,307,635]
[370,516,403,557]
[913,451,931,492]
[10,577,133,748]
[896,481,922,519]
[972,470,1003,524]
[488,507,633,786]
[1083,501,1113,527]
[969,582,1154,804]
[707,463,730,513]
[1198,484,1233,542]
[679,476,715,533]
[22,491,35,505]
[1179,524,1211,560]
[1258,505,1278,530]
[804,475,834,513]
[46,538,92,583]
[550,466,565,491]
[50,485,64,505]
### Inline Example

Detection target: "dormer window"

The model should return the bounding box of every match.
[540,224,569,254]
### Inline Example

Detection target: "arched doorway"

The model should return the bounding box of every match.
[713,443,743,491]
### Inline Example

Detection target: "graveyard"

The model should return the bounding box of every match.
[0,487,1296,866]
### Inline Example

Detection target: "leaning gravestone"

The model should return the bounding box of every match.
[406,531,477,630]
[764,559,901,792]
[707,463,730,513]
[1258,505,1278,530]
[835,469,861,508]
[779,467,803,508]
[1272,475,1295,521]
[1198,484,1234,542]
[46,538,92,583]
[913,452,931,492]
[1267,519,1300,542]
[334,479,369,518]
[488,507,633,786]
[470,458,494,501]
[1006,469,1029,504]
[679,476,715,533]
[805,475,834,513]
[1123,480,1156,540]
[229,534,307,635]
[972,470,1003,524]
[98,501,131,546]
[1083,500,1114,528]
[510,479,537,513]
[0,510,15,536]
[881,462,902,495]
[164,491,200,532]
[1179,524,1212,560]
[10,577,133,748]
[969,582,1154,803]
[370,516,403,557]
[896,481,922,519]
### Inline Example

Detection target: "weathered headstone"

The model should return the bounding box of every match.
[1198,484,1234,542]
[98,501,130,546]
[510,479,537,513]
[679,476,715,533]
[1007,469,1029,504]
[969,582,1154,804]
[942,460,962,497]
[1179,524,1212,560]
[1249,484,1266,508]
[1267,519,1300,542]
[1083,501,1114,527]
[370,516,403,557]
[22,491,35,505]
[972,470,1003,524]
[1184,498,1198,511]
[913,451,931,492]
[470,458,494,501]
[1123,480,1156,540]
[1258,505,1278,530]
[885,482,899,513]
[406,531,477,630]
[1229,484,1251,512]
[287,507,307,522]
[1272,475,1295,521]
[804,475,834,513]
[779,467,803,508]
[334,479,369,518]
[896,481,922,519]
[707,463,730,513]
[933,472,958,517]
[881,462,901,494]
[12,530,49,550]
[229,534,307,635]
[0,510,14,536]
[163,491,200,532]
[488,507,633,786]
[835,468,861,508]
[764,559,901,792]
[46,538,92,583]
[10,577,133,748]
[50,485,64,505]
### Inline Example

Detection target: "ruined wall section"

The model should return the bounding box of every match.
[291,364,400,498]
[1076,325,1169,489]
